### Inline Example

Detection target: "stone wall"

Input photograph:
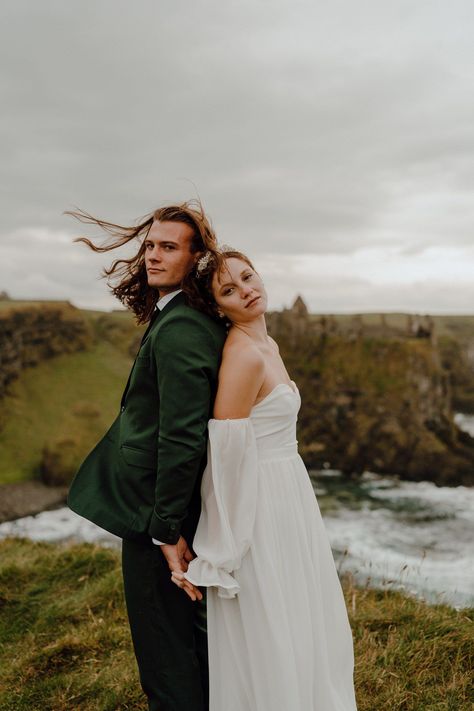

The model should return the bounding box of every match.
[266,295,436,345]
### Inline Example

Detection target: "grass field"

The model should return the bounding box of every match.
[2,304,474,486]
[0,310,136,485]
[0,539,472,710]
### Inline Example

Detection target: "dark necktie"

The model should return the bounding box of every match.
[139,307,161,345]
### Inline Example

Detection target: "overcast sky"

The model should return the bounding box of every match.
[1,0,473,313]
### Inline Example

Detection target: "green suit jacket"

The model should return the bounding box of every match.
[67,292,227,545]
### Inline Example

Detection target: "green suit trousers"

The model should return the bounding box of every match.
[122,539,209,711]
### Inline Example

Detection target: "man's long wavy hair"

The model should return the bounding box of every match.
[66,200,220,324]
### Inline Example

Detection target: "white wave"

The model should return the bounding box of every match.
[454,412,474,437]
[0,508,120,546]
[322,474,474,609]
[1,473,472,609]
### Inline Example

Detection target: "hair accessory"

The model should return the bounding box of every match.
[196,251,213,275]
[195,242,238,277]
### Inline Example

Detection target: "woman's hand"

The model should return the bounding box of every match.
[170,570,203,602]
[160,535,203,601]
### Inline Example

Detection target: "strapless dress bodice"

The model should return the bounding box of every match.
[250,380,301,461]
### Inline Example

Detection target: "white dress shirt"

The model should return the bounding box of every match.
[151,289,182,546]
[154,288,182,312]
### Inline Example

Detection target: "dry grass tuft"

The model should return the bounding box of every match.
[0,539,472,710]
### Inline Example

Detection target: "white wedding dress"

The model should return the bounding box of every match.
[185,380,358,711]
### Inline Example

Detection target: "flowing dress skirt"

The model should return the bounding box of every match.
[185,386,358,711]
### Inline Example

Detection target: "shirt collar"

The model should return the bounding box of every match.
[155,288,183,311]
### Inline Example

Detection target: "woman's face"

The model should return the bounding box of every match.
[211,257,267,323]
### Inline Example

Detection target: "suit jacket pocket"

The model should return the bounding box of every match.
[120,444,156,469]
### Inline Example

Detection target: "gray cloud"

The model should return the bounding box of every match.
[2,228,473,316]
[1,0,474,309]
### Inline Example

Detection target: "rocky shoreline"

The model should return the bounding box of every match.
[0,481,68,524]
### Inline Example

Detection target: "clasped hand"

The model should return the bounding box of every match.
[160,535,203,602]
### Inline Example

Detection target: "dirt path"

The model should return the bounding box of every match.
[0,481,68,523]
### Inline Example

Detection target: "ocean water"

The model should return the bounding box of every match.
[313,469,474,610]
[1,415,473,610]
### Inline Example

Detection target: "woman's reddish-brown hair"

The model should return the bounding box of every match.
[183,249,256,327]
[65,200,219,324]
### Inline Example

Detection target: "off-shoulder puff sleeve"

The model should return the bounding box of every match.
[183,417,258,599]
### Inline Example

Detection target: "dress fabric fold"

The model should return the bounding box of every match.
[185,418,259,599]
[184,382,358,711]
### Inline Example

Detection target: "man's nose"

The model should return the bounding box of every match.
[148,247,162,262]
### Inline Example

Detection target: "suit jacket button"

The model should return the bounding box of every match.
[120,406,125,412]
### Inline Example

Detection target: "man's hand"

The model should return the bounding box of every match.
[160,535,203,602]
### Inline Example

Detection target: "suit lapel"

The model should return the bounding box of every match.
[140,291,186,347]
[120,291,187,408]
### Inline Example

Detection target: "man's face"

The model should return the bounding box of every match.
[144,220,197,296]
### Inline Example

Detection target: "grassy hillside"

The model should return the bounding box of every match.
[318,312,474,412]
[277,328,474,485]
[0,300,76,311]
[2,303,474,487]
[0,538,472,710]
[0,308,139,486]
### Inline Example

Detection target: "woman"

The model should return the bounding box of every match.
[174,248,358,711]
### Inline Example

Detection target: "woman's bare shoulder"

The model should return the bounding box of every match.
[220,336,265,373]
[213,337,265,419]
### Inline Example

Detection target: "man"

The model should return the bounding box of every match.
[68,203,227,711]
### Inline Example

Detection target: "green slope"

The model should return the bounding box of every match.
[0,313,136,485]
[2,304,474,486]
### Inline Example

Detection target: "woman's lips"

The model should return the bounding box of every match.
[246,295,261,308]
